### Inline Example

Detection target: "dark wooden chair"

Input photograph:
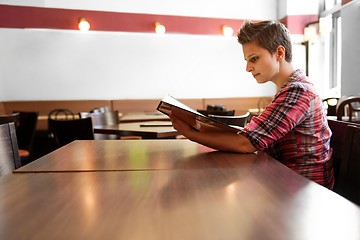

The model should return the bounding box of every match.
[48,108,75,120]
[0,122,21,175]
[197,109,235,116]
[79,111,119,126]
[48,118,95,148]
[0,112,32,163]
[336,96,360,122]
[328,119,350,185]
[197,105,235,117]
[208,112,250,127]
[334,124,360,205]
[90,106,111,113]
[0,112,20,125]
[13,111,39,163]
[47,109,76,147]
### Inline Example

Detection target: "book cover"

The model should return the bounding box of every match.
[157,95,242,133]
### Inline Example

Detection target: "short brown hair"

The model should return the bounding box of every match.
[237,20,292,62]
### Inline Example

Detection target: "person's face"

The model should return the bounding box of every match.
[242,41,279,84]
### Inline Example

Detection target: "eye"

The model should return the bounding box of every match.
[250,56,259,63]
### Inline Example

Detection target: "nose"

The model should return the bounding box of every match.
[246,62,253,72]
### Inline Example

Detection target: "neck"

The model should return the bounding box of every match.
[273,61,295,89]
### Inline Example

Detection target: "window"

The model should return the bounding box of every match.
[319,0,342,97]
[329,12,341,90]
[324,0,342,10]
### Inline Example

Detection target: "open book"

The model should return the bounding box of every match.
[157,95,243,133]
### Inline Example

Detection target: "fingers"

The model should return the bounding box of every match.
[169,114,179,130]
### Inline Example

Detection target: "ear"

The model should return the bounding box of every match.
[276,46,285,61]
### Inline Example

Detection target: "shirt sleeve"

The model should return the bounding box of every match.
[242,83,311,151]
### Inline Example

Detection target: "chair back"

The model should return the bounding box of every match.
[0,112,20,125]
[79,111,119,126]
[208,112,250,127]
[13,111,39,151]
[48,108,75,120]
[48,118,94,147]
[0,122,21,174]
[322,97,339,116]
[90,106,111,113]
[328,119,350,184]
[197,105,235,117]
[336,96,360,122]
[79,111,119,140]
[335,124,360,205]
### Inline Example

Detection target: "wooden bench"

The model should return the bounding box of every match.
[0,97,272,130]
[1,100,112,130]
[111,98,204,115]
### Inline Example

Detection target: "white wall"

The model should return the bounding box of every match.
[0,28,276,100]
[0,0,281,101]
[1,0,321,101]
[278,0,319,19]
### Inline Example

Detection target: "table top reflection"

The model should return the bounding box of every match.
[15,139,268,173]
[3,167,360,239]
[7,139,360,239]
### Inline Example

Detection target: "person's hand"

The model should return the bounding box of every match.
[169,114,195,137]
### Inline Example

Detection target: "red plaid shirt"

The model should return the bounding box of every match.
[242,69,334,189]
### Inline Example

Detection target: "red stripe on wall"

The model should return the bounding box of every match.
[0,4,316,35]
[342,0,353,5]
[281,15,319,34]
[0,4,244,35]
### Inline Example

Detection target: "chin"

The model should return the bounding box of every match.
[255,78,266,84]
[258,80,270,85]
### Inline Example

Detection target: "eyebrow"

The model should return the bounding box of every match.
[245,54,256,61]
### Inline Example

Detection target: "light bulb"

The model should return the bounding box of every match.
[155,22,166,34]
[78,18,90,31]
[222,25,234,37]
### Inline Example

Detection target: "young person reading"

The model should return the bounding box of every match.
[170,20,334,189]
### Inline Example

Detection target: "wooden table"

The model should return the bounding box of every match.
[120,112,170,123]
[15,140,261,173]
[1,171,359,240]
[93,121,177,139]
[6,140,360,239]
